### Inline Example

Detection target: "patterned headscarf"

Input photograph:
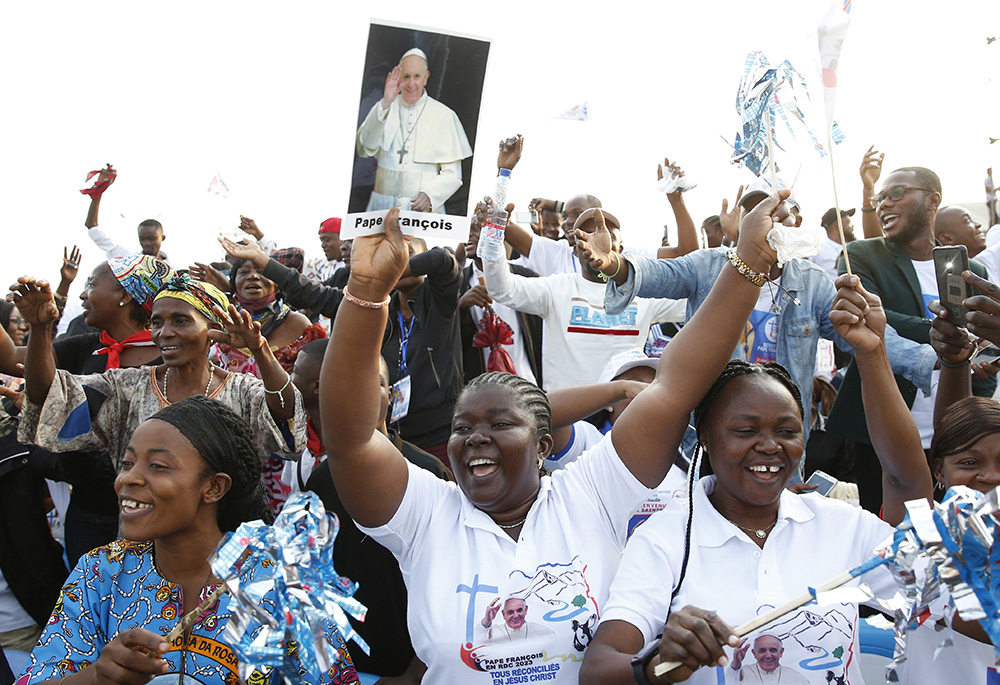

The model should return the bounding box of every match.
[107,255,175,314]
[153,274,230,323]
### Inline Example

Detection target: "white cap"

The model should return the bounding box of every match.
[400,48,428,64]
[597,350,659,385]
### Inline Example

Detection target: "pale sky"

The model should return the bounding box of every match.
[1,0,997,298]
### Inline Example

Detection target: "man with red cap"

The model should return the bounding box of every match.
[304,218,347,284]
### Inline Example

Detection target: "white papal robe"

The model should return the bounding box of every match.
[356,91,473,213]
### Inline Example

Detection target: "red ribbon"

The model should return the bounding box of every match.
[473,308,517,374]
[306,418,326,458]
[79,164,117,199]
[94,330,154,370]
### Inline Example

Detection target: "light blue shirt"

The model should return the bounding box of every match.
[605,248,937,444]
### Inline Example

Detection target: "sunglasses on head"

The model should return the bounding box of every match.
[869,185,936,206]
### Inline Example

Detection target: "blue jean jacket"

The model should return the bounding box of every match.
[605,248,936,445]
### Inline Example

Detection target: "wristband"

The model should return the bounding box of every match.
[938,356,972,369]
[631,640,661,684]
[861,206,875,213]
[598,252,623,282]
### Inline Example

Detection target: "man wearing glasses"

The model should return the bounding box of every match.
[827,167,995,513]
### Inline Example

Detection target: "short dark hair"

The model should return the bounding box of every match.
[137,219,163,233]
[149,395,273,531]
[892,167,942,196]
[459,372,551,436]
[297,337,329,366]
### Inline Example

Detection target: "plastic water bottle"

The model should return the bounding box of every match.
[478,169,511,262]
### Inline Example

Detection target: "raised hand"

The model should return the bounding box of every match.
[860,145,884,190]
[382,65,402,108]
[349,208,412,299]
[218,237,269,269]
[830,274,887,355]
[189,262,231,293]
[719,185,744,245]
[497,135,523,171]
[8,277,59,326]
[210,303,265,352]
[961,271,1000,349]
[734,189,790,273]
[574,209,616,273]
[481,597,501,627]
[238,215,264,240]
[90,628,169,685]
[730,638,751,669]
[656,157,688,195]
[60,245,82,283]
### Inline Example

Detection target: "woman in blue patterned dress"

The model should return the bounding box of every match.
[18,396,358,685]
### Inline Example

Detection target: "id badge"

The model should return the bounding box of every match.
[390,375,411,423]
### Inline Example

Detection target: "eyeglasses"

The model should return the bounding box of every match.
[869,185,937,206]
[8,318,27,327]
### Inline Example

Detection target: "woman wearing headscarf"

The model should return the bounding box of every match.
[11,273,305,512]
[211,249,327,376]
[20,396,358,685]
[0,255,174,564]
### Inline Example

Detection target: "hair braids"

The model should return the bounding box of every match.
[460,372,551,436]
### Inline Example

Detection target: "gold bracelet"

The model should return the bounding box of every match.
[343,286,391,309]
[726,249,767,287]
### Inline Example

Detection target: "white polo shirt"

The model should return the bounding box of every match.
[601,476,896,685]
[358,434,652,684]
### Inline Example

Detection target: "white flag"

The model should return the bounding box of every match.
[556,102,589,121]
[817,0,852,130]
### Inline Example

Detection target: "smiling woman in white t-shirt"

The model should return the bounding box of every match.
[319,191,796,683]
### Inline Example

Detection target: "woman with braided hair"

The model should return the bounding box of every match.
[11,274,306,513]
[321,190,794,683]
[20,396,359,685]
[580,289,928,683]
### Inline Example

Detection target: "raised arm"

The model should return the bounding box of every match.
[830,274,931,525]
[583,193,790,488]
[654,158,699,260]
[859,145,885,238]
[10,278,61,405]
[547,380,648,453]
[320,209,411,527]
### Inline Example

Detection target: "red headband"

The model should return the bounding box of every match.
[319,217,341,235]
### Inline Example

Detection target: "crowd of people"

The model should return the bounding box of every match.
[4,93,1000,685]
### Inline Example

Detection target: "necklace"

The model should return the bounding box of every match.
[496,516,527,530]
[725,515,778,540]
[162,367,214,405]
[397,97,429,164]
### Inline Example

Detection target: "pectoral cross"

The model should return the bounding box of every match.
[398,146,408,164]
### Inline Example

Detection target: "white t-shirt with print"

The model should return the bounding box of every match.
[520,234,578,277]
[358,434,653,684]
[601,476,896,685]
[482,257,685,391]
[909,259,941,448]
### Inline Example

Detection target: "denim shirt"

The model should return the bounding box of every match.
[605,248,937,444]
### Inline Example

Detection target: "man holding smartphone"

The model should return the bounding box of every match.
[828,167,995,513]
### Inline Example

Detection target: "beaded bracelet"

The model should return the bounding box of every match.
[344,286,391,309]
[264,375,292,408]
[726,249,768,287]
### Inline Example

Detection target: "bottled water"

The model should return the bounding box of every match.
[478,169,511,262]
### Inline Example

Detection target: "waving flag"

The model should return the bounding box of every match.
[818,0,853,130]
[207,172,230,198]
[555,102,589,121]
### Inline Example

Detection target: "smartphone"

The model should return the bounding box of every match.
[804,469,838,497]
[515,210,539,225]
[933,245,971,327]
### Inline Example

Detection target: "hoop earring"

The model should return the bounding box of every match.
[934,481,945,492]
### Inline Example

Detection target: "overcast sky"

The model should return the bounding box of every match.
[2,0,997,295]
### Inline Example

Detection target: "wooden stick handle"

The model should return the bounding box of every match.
[653,571,853,677]
[165,585,227,643]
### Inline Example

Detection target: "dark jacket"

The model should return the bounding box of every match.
[262,259,346,319]
[459,262,543,387]
[828,237,996,443]
[305,429,451,676]
[383,247,463,448]
[0,412,68,626]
